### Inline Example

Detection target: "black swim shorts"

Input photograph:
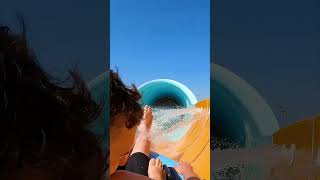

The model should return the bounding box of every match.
[123,152,150,176]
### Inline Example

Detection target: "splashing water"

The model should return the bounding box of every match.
[149,105,210,161]
[150,107,201,143]
[211,137,320,179]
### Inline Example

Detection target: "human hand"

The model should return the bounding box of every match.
[174,161,198,179]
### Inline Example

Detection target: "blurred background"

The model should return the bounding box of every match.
[0,0,107,82]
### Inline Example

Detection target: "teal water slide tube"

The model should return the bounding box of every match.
[138,79,197,107]
[211,63,279,147]
[86,62,280,148]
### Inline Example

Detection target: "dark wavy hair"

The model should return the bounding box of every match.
[110,70,143,129]
[0,24,106,179]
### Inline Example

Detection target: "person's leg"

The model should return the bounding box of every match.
[125,106,153,176]
[131,118,152,156]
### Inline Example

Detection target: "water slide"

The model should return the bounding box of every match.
[88,64,279,179]
[211,63,279,147]
[211,63,320,179]
[138,79,210,180]
[87,68,318,179]
[87,73,210,178]
[211,63,281,179]
[272,115,320,178]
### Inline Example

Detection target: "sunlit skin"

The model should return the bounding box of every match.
[110,106,168,180]
[110,106,154,176]
[148,158,166,180]
[110,106,197,180]
[109,116,138,175]
[174,161,198,179]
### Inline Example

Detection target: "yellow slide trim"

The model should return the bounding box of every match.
[152,99,210,180]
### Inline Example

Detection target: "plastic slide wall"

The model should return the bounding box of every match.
[138,79,210,179]
[211,63,279,147]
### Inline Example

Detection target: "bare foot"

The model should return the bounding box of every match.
[138,105,153,132]
[148,158,166,180]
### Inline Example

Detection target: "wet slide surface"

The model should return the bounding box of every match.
[152,99,210,180]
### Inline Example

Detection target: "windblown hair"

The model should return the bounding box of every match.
[110,70,143,129]
[0,24,106,179]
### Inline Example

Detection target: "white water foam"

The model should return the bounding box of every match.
[211,139,320,179]
[150,107,202,143]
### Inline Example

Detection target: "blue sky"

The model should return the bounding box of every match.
[0,0,107,82]
[110,0,210,100]
[214,0,320,126]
